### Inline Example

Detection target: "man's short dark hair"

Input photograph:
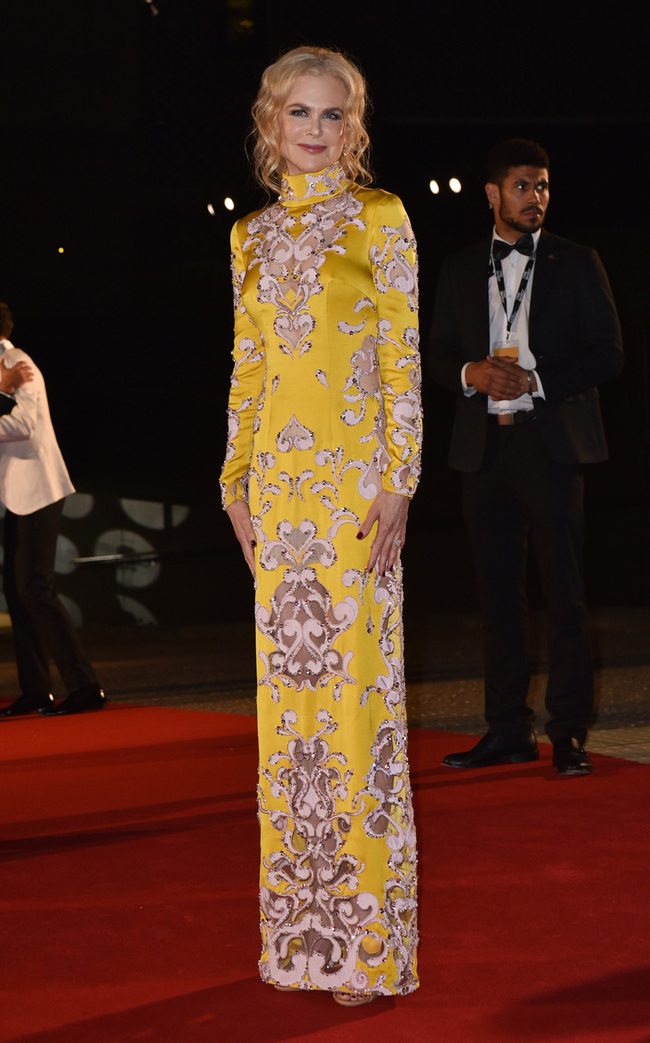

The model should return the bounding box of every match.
[486,139,550,185]
[0,302,15,340]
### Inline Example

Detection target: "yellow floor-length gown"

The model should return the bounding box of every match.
[220,164,422,997]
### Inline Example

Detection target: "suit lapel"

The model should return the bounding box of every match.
[466,237,491,358]
[530,230,560,327]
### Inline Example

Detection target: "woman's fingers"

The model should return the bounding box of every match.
[373,525,406,575]
[359,490,409,575]
[226,500,257,579]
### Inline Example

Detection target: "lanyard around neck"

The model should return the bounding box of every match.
[491,247,536,338]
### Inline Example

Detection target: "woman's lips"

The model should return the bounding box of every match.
[299,145,327,153]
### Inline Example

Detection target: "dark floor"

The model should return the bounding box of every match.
[2,608,647,742]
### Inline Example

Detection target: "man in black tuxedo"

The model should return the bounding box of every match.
[429,138,623,776]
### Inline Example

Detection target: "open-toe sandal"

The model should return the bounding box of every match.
[333,991,375,1007]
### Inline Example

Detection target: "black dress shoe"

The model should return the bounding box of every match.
[0,692,55,717]
[442,730,539,769]
[552,738,593,776]
[40,686,107,716]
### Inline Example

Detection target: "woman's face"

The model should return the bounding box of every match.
[277,73,349,177]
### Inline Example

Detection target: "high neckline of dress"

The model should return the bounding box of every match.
[279,164,350,207]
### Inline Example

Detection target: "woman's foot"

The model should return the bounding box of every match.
[274,985,296,993]
[332,991,375,1007]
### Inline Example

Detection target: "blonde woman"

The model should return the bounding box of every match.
[221,46,422,1006]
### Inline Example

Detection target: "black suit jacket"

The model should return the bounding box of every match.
[429,230,624,471]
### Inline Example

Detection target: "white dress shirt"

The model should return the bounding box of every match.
[462,228,546,412]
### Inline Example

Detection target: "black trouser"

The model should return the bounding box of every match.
[3,500,98,696]
[462,422,593,745]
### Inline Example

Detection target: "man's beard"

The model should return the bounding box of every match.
[500,206,545,235]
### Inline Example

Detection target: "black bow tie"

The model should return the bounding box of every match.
[492,234,535,261]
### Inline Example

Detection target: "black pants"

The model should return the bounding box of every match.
[462,422,593,745]
[3,500,98,697]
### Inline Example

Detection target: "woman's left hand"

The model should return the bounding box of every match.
[357,489,410,575]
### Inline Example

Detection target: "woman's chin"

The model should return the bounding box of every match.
[285,155,338,177]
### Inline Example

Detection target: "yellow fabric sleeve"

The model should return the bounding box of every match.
[220,220,266,508]
[369,193,422,497]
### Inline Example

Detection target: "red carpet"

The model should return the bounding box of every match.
[2,706,650,1043]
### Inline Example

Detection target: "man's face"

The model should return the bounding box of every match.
[485,165,550,241]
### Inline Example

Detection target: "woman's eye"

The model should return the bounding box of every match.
[324,112,342,120]
[289,108,306,117]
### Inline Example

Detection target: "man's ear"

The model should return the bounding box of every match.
[485,182,499,209]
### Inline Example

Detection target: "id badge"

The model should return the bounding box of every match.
[492,339,519,361]
[491,340,519,414]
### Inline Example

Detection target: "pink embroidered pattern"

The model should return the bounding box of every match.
[255,521,358,702]
[259,710,396,993]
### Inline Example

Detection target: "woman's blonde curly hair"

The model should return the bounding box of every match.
[251,46,372,193]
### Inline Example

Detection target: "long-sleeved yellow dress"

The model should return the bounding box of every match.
[220,164,422,997]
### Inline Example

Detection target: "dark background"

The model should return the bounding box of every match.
[0,0,647,624]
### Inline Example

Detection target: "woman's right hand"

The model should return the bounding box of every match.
[226,499,256,579]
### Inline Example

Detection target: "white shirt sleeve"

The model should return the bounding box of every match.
[461,363,477,396]
[0,383,38,441]
[532,369,545,399]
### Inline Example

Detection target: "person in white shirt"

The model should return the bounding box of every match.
[0,302,106,718]
[429,139,623,776]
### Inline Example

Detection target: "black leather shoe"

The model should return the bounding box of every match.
[553,738,593,775]
[0,692,55,717]
[442,730,539,769]
[40,686,107,716]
